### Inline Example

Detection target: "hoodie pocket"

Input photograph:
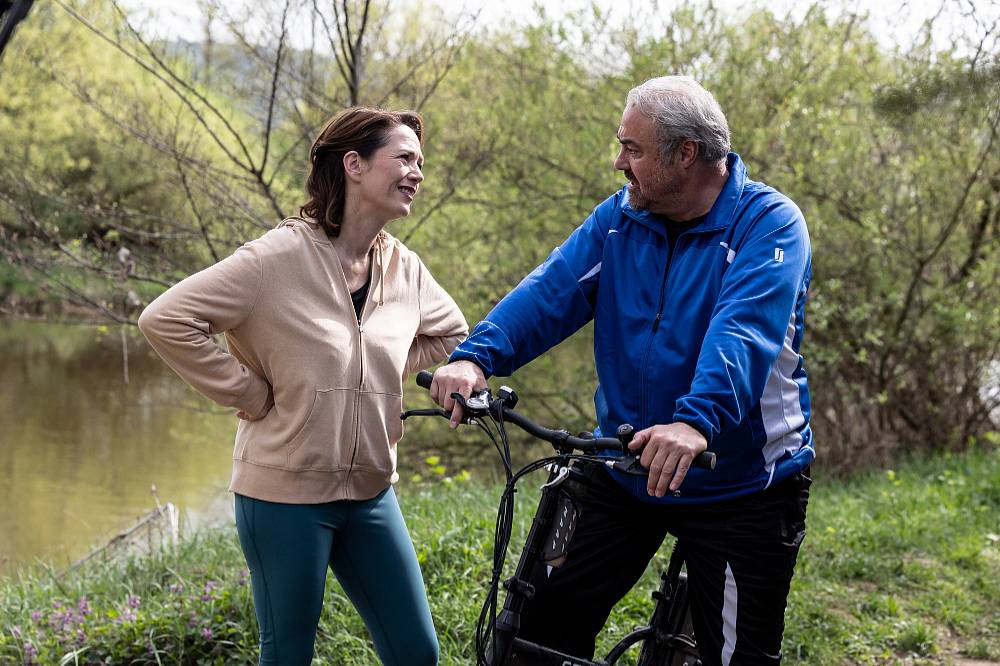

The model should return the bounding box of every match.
[286,388,356,470]
[354,391,403,475]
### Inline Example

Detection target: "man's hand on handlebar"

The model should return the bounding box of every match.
[430,360,487,429]
[629,422,708,497]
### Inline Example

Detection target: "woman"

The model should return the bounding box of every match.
[138,107,467,665]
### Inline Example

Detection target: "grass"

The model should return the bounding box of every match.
[1,444,998,665]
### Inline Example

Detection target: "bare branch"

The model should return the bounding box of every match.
[312,0,353,94]
[173,154,222,263]
[891,103,1000,338]
[260,0,292,175]
[53,0,253,171]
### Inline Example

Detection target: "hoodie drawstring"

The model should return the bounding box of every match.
[376,233,386,306]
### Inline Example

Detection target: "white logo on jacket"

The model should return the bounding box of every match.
[719,242,736,264]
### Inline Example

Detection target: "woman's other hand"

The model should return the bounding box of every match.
[237,383,274,421]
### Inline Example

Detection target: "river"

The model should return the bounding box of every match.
[0,318,595,575]
[0,319,240,575]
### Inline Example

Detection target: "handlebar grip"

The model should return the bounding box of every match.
[695,451,716,470]
[415,370,434,390]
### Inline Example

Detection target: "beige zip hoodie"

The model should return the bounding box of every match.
[138,217,468,503]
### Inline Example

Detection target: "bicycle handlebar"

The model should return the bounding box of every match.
[412,370,716,470]
[414,370,621,452]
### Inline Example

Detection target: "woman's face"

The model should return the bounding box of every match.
[355,124,425,221]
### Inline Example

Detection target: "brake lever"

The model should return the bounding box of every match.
[399,407,483,427]
[607,454,649,477]
[451,389,491,416]
[400,408,450,421]
[607,450,717,476]
[400,388,491,425]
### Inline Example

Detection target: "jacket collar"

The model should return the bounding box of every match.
[621,152,747,236]
[279,216,395,307]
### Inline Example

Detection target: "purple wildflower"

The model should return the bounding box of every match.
[126,594,141,610]
[169,583,184,595]
[29,611,42,623]
[201,627,213,640]
[11,626,20,639]
[24,642,37,658]
[77,596,92,617]
[201,581,218,601]
[238,569,249,586]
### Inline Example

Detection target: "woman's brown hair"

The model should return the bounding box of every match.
[300,107,423,238]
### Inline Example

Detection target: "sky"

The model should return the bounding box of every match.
[120,0,998,52]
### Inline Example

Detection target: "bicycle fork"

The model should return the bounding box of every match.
[488,464,577,665]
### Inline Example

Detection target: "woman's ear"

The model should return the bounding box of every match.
[343,151,365,182]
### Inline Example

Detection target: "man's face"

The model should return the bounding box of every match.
[613,104,681,214]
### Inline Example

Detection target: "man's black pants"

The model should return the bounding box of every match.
[513,463,811,665]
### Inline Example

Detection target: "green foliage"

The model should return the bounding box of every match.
[1,447,998,664]
[0,0,294,319]
[0,533,256,665]
[407,1,1000,468]
[783,448,1000,664]
[1,0,997,464]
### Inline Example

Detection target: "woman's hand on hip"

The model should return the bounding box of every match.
[237,383,274,421]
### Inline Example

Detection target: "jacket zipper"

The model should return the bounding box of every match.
[638,237,675,427]
[344,321,363,496]
[344,262,374,496]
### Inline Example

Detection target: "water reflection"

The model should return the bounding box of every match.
[0,319,595,575]
[0,320,236,575]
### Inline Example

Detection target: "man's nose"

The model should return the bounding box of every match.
[613,148,627,171]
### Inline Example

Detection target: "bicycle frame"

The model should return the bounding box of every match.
[404,371,706,666]
[486,458,700,666]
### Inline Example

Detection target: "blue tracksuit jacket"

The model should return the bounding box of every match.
[451,153,814,504]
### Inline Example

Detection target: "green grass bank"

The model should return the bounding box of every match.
[2,445,998,665]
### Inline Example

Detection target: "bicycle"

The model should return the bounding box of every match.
[402,370,716,666]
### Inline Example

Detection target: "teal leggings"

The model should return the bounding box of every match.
[234,488,438,665]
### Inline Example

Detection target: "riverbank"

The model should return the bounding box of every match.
[2,445,998,665]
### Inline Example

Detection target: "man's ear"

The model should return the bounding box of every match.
[343,151,365,182]
[677,140,700,169]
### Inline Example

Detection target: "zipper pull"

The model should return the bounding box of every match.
[652,312,661,332]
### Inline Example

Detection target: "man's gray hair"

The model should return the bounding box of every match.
[626,76,731,164]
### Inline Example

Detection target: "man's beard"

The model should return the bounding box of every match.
[625,169,675,212]
[626,179,652,210]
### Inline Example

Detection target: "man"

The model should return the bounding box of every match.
[432,76,813,665]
